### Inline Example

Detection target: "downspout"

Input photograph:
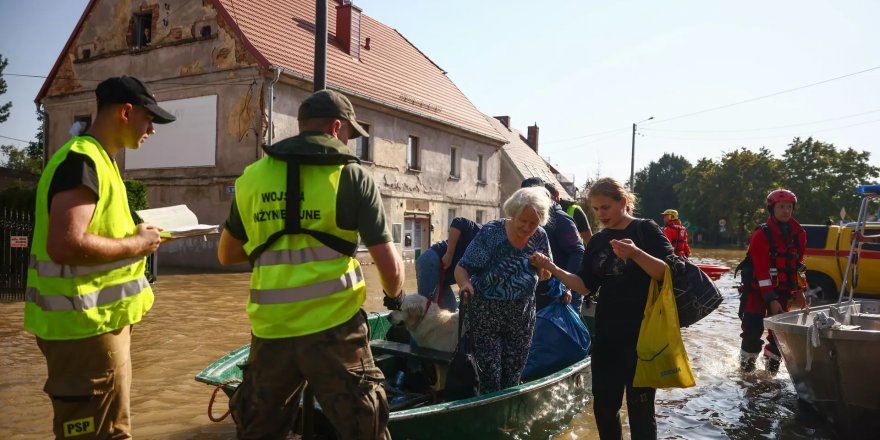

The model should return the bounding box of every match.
[264,65,282,157]
[36,103,48,170]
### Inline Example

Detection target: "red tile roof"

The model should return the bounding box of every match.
[213,0,503,142]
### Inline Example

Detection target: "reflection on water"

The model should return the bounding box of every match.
[0,250,841,439]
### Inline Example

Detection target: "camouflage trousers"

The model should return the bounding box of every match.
[229,310,390,440]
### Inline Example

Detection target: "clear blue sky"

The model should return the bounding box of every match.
[2,0,879,187]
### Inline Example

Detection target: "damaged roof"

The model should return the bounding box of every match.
[37,0,503,142]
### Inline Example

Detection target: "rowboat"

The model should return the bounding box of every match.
[694,263,730,281]
[195,311,592,439]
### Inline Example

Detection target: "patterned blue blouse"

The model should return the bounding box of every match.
[457,219,552,301]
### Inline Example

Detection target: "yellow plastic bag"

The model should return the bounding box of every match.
[633,267,696,388]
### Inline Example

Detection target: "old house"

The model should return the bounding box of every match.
[488,116,573,204]
[36,0,505,268]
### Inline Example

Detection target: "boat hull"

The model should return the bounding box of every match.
[764,300,880,438]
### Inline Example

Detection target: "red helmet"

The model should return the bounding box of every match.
[767,189,797,206]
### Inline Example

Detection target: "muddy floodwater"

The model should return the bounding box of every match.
[0,249,840,439]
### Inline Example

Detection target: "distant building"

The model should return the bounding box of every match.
[488,116,571,204]
[37,0,505,268]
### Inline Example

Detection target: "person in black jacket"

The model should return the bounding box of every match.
[521,177,585,312]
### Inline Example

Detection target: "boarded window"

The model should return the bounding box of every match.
[407,135,419,170]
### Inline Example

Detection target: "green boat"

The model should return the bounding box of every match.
[195,311,592,439]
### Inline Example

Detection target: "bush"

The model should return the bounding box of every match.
[0,185,37,211]
[124,179,148,222]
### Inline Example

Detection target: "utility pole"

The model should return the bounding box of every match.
[629,116,653,189]
[630,123,637,189]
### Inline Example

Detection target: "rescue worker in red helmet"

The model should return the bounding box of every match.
[661,209,690,257]
[740,189,808,373]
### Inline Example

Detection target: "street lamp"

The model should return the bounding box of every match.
[630,116,654,189]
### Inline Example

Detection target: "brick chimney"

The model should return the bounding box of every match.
[527,124,539,152]
[336,2,362,59]
[494,115,511,128]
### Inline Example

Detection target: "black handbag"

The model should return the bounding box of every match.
[634,219,723,327]
[444,303,480,400]
[672,258,723,327]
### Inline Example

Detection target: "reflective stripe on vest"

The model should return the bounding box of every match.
[250,265,364,305]
[254,246,345,267]
[30,255,143,278]
[26,277,150,311]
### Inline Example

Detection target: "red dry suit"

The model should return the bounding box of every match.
[740,216,806,356]
[663,219,690,257]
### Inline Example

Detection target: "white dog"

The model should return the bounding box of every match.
[388,294,459,353]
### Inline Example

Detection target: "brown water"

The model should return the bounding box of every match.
[0,250,840,439]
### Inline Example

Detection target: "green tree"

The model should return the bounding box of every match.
[779,137,879,224]
[632,153,692,222]
[1,144,41,174]
[677,148,780,244]
[676,158,719,241]
[0,54,11,123]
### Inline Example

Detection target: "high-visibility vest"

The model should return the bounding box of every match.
[235,156,364,338]
[24,136,153,340]
[566,203,578,218]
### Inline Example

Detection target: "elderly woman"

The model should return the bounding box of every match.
[454,187,552,394]
[530,177,673,440]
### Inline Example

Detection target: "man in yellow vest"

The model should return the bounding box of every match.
[25,76,175,439]
[218,89,405,439]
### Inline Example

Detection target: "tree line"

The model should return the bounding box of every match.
[614,138,880,245]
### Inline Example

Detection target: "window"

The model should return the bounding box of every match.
[449,147,459,178]
[447,208,457,226]
[392,223,403,244]
[133,13,152,48]
[73,115,92,135]
[476,210,485,224]
[356,123,371,161]
[407,135,420,170]
[477,154,486,182]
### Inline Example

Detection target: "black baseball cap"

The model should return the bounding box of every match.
[95,76,176,124]
[521,177,545,188]
[298,89,369,139]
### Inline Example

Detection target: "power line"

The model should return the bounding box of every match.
[541,126,630,145]
[645,65,880,126]
[644,117,880,142]
[0,134,32,144]
[541,66,880,145]
[641,108,880,134]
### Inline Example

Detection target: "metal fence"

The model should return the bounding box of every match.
[0,208,157,302]
[1,208,33,301]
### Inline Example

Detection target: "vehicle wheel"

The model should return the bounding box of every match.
[805,272,836,302]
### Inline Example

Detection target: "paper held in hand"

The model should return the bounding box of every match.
[135,205,219,239]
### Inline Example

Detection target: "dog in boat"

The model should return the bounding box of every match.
[388,294,459,353]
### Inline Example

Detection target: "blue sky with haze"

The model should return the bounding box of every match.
[2,0,878,187]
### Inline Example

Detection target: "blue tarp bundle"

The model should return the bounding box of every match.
[521,278,591,381]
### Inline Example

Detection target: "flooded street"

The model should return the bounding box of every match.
[1,249,840,439]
